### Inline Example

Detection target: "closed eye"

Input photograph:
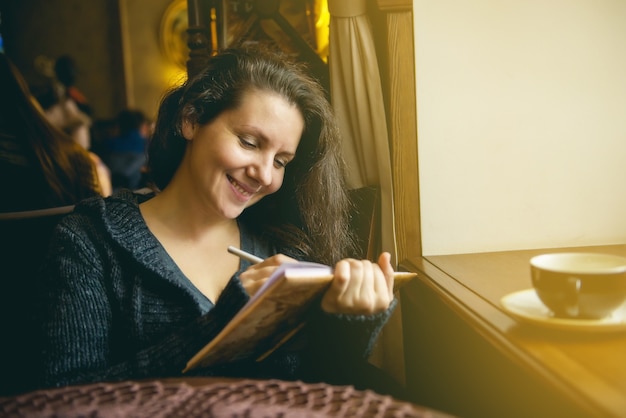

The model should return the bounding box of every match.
[275,153,295,169]
[238,132,294,169]
[238,135,257,149]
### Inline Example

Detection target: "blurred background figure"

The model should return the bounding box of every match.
[32,55,112,197]
[87,146,112,196]
[36,62,92,151]
[105,108,151,191]
[0,52,105,212]
[54,54,93,117]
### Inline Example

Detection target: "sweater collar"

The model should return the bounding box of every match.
[83,189,180,280]
[81,189,275,283]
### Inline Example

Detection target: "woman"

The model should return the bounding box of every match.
[0,53,103,212]
[34,46,402,398]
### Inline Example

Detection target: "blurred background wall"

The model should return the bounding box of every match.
[1,0,127,120]
[414,0,626,255]
[0,0,184,121]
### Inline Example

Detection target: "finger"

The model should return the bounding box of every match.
[265,253,298,265]
[242,279,266,296]
[253,253,297,268]
[378,252,395,300]
[341,259,364,305]
[371,263,390,306]
[358,260,375,304]
[331,259,351,298]
[241,253,296,275]
[240,265,273,281]
[321,259,351,312]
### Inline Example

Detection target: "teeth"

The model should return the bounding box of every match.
[229,177,252,196]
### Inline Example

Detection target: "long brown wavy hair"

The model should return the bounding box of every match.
[147,45,358,265]
[0,53,101,208]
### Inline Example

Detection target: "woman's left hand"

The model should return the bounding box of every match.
[240,253,297,295]
[320,252,395,315]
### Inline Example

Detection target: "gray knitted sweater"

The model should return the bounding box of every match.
[32,190,396,390]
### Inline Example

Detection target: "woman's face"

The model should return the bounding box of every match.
[180,89,304,220]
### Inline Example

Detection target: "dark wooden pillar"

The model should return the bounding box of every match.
[186,0,213,78]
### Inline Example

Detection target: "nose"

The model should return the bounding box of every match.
[247,156,273,187]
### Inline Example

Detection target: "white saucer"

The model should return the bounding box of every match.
[500,289,626,332]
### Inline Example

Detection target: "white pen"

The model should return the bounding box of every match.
[227,246,264,264]
[227,245,417,282]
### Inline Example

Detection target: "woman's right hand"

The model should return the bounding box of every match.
[320,252,395,315]
[239,253,298,295]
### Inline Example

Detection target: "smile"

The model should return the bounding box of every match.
[227,175,257,197]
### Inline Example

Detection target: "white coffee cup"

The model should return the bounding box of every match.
[530,252,626,319]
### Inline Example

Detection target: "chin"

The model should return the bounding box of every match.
[223,211,244,220]
[221,205,246,220]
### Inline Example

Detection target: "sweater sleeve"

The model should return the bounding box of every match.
[306,298,398,361]
[32,219,249,390]
[258,296,398,383]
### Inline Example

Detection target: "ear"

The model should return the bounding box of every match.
[181,119,196,140]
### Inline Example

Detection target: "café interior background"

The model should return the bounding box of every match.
[2,0,625,257]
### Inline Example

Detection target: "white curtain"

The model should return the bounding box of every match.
[328,0,397,264]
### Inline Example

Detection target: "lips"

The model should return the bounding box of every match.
[227,175,257,197]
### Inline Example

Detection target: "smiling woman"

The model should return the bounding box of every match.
[144,45,352,264]
[0,0,418,400]
[31,44,408,402]
[164,89,304,233]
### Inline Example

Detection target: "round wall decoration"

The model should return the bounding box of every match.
[159,0,189,69]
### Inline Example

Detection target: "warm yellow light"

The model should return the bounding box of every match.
[314,0,329,62]
[160,0,330,68]
[162,64,187,90]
